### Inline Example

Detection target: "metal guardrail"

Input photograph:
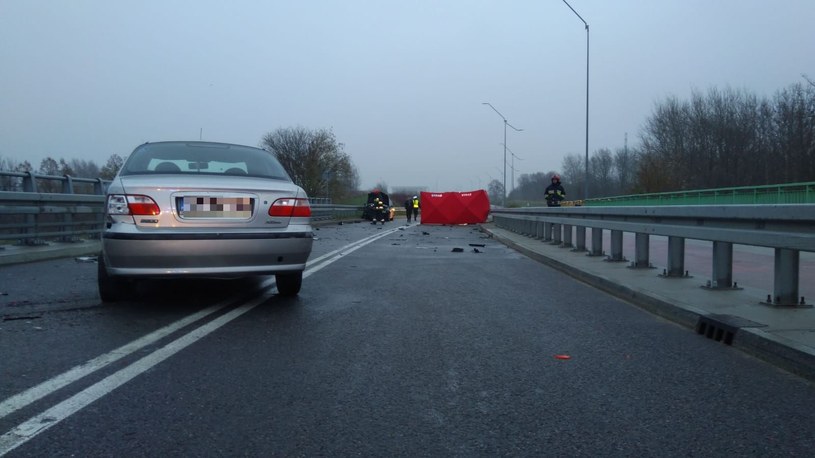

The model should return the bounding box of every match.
[0,170,366,248]
[492,205,815,307]
[0,171,110,246]
[586,181,815,206]
[0,193,365,246]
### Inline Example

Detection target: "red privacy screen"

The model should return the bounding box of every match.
[420,190,491,225]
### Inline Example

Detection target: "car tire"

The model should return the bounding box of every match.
[97,254,128,302]
[275,272,303,296]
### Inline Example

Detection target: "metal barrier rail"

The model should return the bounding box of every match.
[586,181,815,206]
[0,170,109,194]
[491,205,815,307]
[0,191,364,247]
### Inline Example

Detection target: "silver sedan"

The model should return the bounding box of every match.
[98,141,313,301]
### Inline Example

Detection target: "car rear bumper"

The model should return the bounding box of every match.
[102,230,313,277]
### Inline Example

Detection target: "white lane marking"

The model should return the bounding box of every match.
[0,227,395,421]
[0,226,397,455]
[0,305,229,420]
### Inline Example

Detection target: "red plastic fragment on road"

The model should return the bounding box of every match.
[554,354,571,360]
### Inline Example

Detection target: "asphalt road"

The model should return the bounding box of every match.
[1,221,814,456]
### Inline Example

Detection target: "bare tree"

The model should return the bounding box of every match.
[512,172,550,201]
[561,154,585,200]
[487,179,504,205]
[100,154,125,180]
[261,127,358,200]
[590,148,615,196]
[68,159,101,178]
[613,145,638,195]
[38,157,61,192]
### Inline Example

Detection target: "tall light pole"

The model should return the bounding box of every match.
[501,144,523,195]
[563,0,590,200]
[482,102,522,206]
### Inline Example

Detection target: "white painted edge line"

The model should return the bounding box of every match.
[0,226,397,456]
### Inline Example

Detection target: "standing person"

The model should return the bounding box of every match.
[410,195,420,222]
[366,188,391,224]
[404,197,413,223]
[545,174,566,207]
[372,196,387,224]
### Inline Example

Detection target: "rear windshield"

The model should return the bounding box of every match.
[120,142,291,180]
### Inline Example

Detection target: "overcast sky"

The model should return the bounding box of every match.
[1,1,813,192]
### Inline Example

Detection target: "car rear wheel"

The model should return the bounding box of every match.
[97,254,129,302]
[275,272,303,296]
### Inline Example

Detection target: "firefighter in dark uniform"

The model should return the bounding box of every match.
[545,174,566,207]
[404,197,413,223]
[367,188,390,224]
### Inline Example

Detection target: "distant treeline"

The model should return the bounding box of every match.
[509,81,815,202]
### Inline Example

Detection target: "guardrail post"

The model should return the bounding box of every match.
[543,222,552,242]
[60,175,77,242]
[663,236,688,277]
[23,171,37,193]
[551,223,562,245]
[607,230,626,262]
[631,233,651,268]
[709,241,734,288]
[22,172,43,246]
[588,228,603,256]
[534,220,543,239]
[561,224,573,248]
[574,226,586,251]
[94,178,106,195]
[767,248,803,306]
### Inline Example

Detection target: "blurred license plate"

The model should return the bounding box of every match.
[179,196,254,218]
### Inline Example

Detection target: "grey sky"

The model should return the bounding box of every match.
[1,1,813,192]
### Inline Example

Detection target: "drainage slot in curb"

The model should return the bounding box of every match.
[695,314,766,346]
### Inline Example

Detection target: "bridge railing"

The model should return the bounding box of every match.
[491,204,815,307]
[586,181,815,206]
[0,170,364,247]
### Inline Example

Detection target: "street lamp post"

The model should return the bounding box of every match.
[482,102,522,207]
[504,145,523,196]
[563,0,590,200]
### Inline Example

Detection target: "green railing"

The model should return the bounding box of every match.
[585,181,815,206]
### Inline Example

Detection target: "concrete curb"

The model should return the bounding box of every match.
[0,240,101,266]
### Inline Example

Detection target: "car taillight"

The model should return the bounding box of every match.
[269,198,311,217]
[106,195,160,216]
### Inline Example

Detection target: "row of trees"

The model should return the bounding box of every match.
[508,80,815,202]
[0,155,125,192]
[1,127,361,199]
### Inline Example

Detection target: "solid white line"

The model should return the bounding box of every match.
[0,226,398,456]
[0,227,396,420]
[0,304,228,420]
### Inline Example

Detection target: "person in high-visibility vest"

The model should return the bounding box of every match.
[545,174,566,207]
[410,195,420,222]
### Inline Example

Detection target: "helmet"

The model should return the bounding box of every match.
[413,195,418,199]
[373,188,380,194]
[552,174,561,182]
